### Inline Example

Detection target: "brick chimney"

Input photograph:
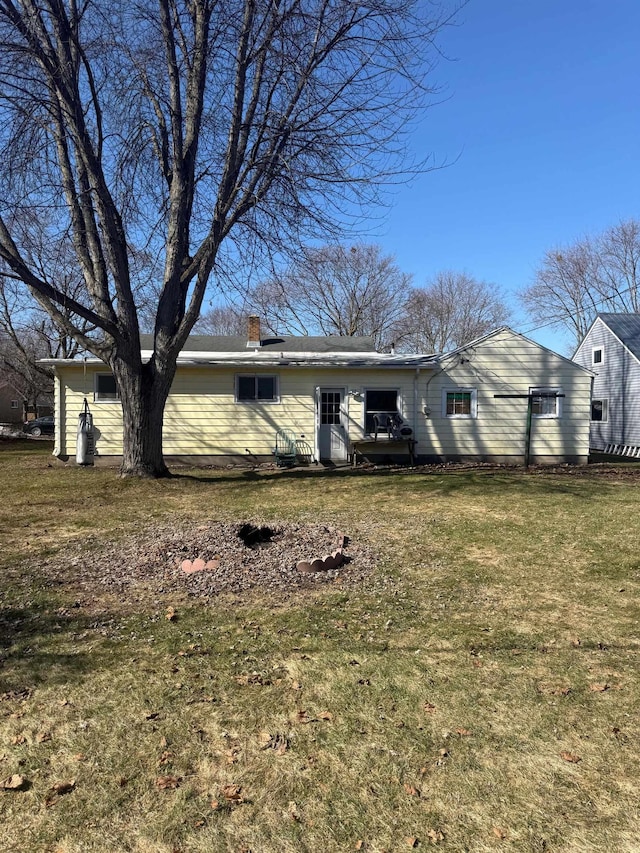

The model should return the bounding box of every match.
[247,315,261,347]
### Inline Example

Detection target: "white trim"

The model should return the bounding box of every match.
[442,387,477,418]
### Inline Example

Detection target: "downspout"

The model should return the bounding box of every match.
[53,369,63,458]
[313,385,320,463]
[413,367,420,449]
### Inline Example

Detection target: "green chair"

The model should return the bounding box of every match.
[273,428,297,467]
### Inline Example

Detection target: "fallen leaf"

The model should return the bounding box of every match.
[165,607,177,622]
[73,753,86,761]
[156,775,181,790]
[355,841,365,850]
[158,750,174,766]
[493,827,508,839]
[222,784,243,802]
[50,780,75,795]
[318,711,333,721]
[291,680,302,690]
[210,799,220,810]
[45,779,76,805]
[403,783,420,797]
[36,731,52,743]
[560,751,581,763]
[11,734,26,745]
[427,828,445,844]
[589,683,609,692]
[423,702,436,713]
[288,800,301,821]
[259,731,289,754]
[405,837,418,848]
[455,728,472,736]
[1,774,27,790]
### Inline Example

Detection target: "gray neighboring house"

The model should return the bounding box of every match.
[573,313,640,455]
[0,378,23,425]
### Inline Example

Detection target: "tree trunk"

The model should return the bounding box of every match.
[114,360,174,478]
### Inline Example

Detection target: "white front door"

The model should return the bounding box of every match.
[318,388,347,461]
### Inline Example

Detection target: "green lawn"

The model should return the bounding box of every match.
[1,441,640,852]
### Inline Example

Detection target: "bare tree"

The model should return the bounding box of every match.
[249,243,412,350]
[193,305,249,336]
[0,0,456,476]
[397,271,511,352]
[522,219,640,349]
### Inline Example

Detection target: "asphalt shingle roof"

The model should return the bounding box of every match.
[598,313,640,360]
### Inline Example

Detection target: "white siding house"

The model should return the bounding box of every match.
[46,326,592,467]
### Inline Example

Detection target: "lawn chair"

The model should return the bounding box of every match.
[273,428,297,467]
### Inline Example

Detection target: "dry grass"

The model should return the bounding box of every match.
[2,442,640,852]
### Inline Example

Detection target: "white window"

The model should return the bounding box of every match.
[10,400,18,409]
[592,347,604,366]
[236,375,279,403]
[364,388,399,434]
[443,388,477,418]
[94,373,120,402]
[591,399,608,422]
[530,387,562,418]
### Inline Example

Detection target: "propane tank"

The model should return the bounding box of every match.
[76,398,95,465]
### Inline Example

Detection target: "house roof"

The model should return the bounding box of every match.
[595,313,640,360]
[139,333,378,354]
[42,332,439,369]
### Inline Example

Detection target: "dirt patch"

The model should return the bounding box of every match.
[33,520,378,608]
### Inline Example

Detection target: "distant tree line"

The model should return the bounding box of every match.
[196,243,512,353]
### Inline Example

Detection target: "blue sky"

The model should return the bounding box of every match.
[372,0,640,354]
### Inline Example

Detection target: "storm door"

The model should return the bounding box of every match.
[318,388,347,461]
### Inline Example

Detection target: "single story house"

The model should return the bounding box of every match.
[45,320,593,466]
[573,313,640,456]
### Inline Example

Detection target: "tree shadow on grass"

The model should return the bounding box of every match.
[0,603,119,695]
[171,462,631,500]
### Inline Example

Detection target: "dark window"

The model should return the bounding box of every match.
[95,374,119,401]
[592,348,603,365]
[365,389,398,434]
[236,375,278,402]
[10,400,18,409]
[591,399,608,422]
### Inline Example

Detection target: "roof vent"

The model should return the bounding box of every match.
[247,315,261,348]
